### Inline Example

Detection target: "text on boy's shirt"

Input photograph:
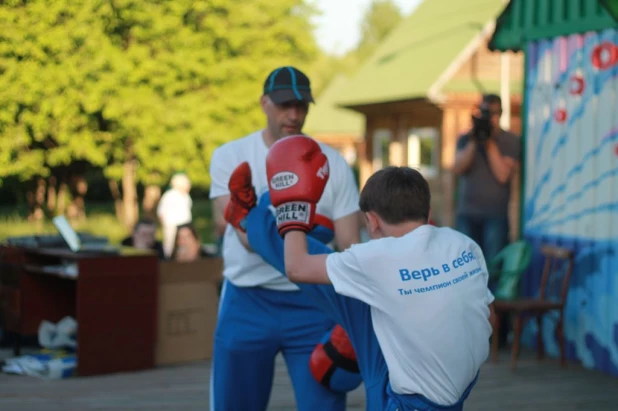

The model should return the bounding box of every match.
[398,250,477,282]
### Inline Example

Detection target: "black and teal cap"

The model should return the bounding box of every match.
[263,66,314,104]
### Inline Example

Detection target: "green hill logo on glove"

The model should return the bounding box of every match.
[270,171,299,191]
[276,202,311,226]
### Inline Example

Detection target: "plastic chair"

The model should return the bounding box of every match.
[487,240,532,301]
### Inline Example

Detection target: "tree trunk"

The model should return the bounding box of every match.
[28,178,46,221]
[108,180,124,222]
[142,185,161,220]
[68,176,88,221]
[57,181,68,215]
[47,176,57,214]
[122,159,138,229]
[26,190,35,221]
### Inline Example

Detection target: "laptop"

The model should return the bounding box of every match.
[52,216,120,255]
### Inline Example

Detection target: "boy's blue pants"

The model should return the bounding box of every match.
[244,194,478,411]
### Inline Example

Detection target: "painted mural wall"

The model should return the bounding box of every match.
[523,28,618,376]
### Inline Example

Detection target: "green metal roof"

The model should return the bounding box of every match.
[336,0,509,108]
[304,75,364,137]
[489,0,618,52]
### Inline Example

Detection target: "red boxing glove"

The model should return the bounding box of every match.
[266,135,330,236]
[224,162,257,232]
[310,324,361,393]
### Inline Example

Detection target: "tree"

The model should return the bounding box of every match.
[0,0,320,226]
[99,0,319,226]
[355,0,403,62]
[306,0,403,100]
[0,0,112,218]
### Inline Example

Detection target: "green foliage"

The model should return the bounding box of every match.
[356,0,404,61]
[0,1,107,181]
[307,0,404,98]
[0,199,216,244]
[0,0,319,189]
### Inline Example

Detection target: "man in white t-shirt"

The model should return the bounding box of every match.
[208,66,360,411]
[235,136,494,410]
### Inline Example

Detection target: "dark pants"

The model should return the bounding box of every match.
[455,214,509,263]
[456,214,510,346]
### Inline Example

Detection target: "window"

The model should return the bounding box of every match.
[372,129,392,171]
[408,127,439,178]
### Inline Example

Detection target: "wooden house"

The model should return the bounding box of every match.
[335,0,524,228]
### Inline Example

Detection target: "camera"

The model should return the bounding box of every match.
[471,107,493,144]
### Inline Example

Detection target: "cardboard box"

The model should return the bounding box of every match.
[156,258,223,366]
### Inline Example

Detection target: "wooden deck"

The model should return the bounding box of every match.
[0,348,616,410]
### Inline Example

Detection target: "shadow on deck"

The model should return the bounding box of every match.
[467,349,618,410]
[0,348,616,410]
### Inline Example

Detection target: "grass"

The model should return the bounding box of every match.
[0,199,217,245]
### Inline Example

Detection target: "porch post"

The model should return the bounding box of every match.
[500,52,512,130]
[359,117,374,189]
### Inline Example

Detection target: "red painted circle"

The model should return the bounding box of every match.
[555,108,567,123]
[569,75,585,95]
[591,42,618,70]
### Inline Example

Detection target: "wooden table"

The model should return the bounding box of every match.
[0,245,159,377]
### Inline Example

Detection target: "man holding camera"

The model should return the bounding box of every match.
[453,94,520,263]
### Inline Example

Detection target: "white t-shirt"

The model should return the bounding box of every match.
[326,225,494,405]
[209,130,360,291]
[157,189,192,227]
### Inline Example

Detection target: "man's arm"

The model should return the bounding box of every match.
[453,135,477,175]
[235,229,251,250]
[209,145,233,238]
[285,231,331,284]
[212,195,229,239]
[213,194,253,250]
[331,157,362,251]
[334,212,361,251]
[209,146,255,249]
[485,139,516,185]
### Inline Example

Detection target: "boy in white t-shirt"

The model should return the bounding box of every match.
[226,137,495,410]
